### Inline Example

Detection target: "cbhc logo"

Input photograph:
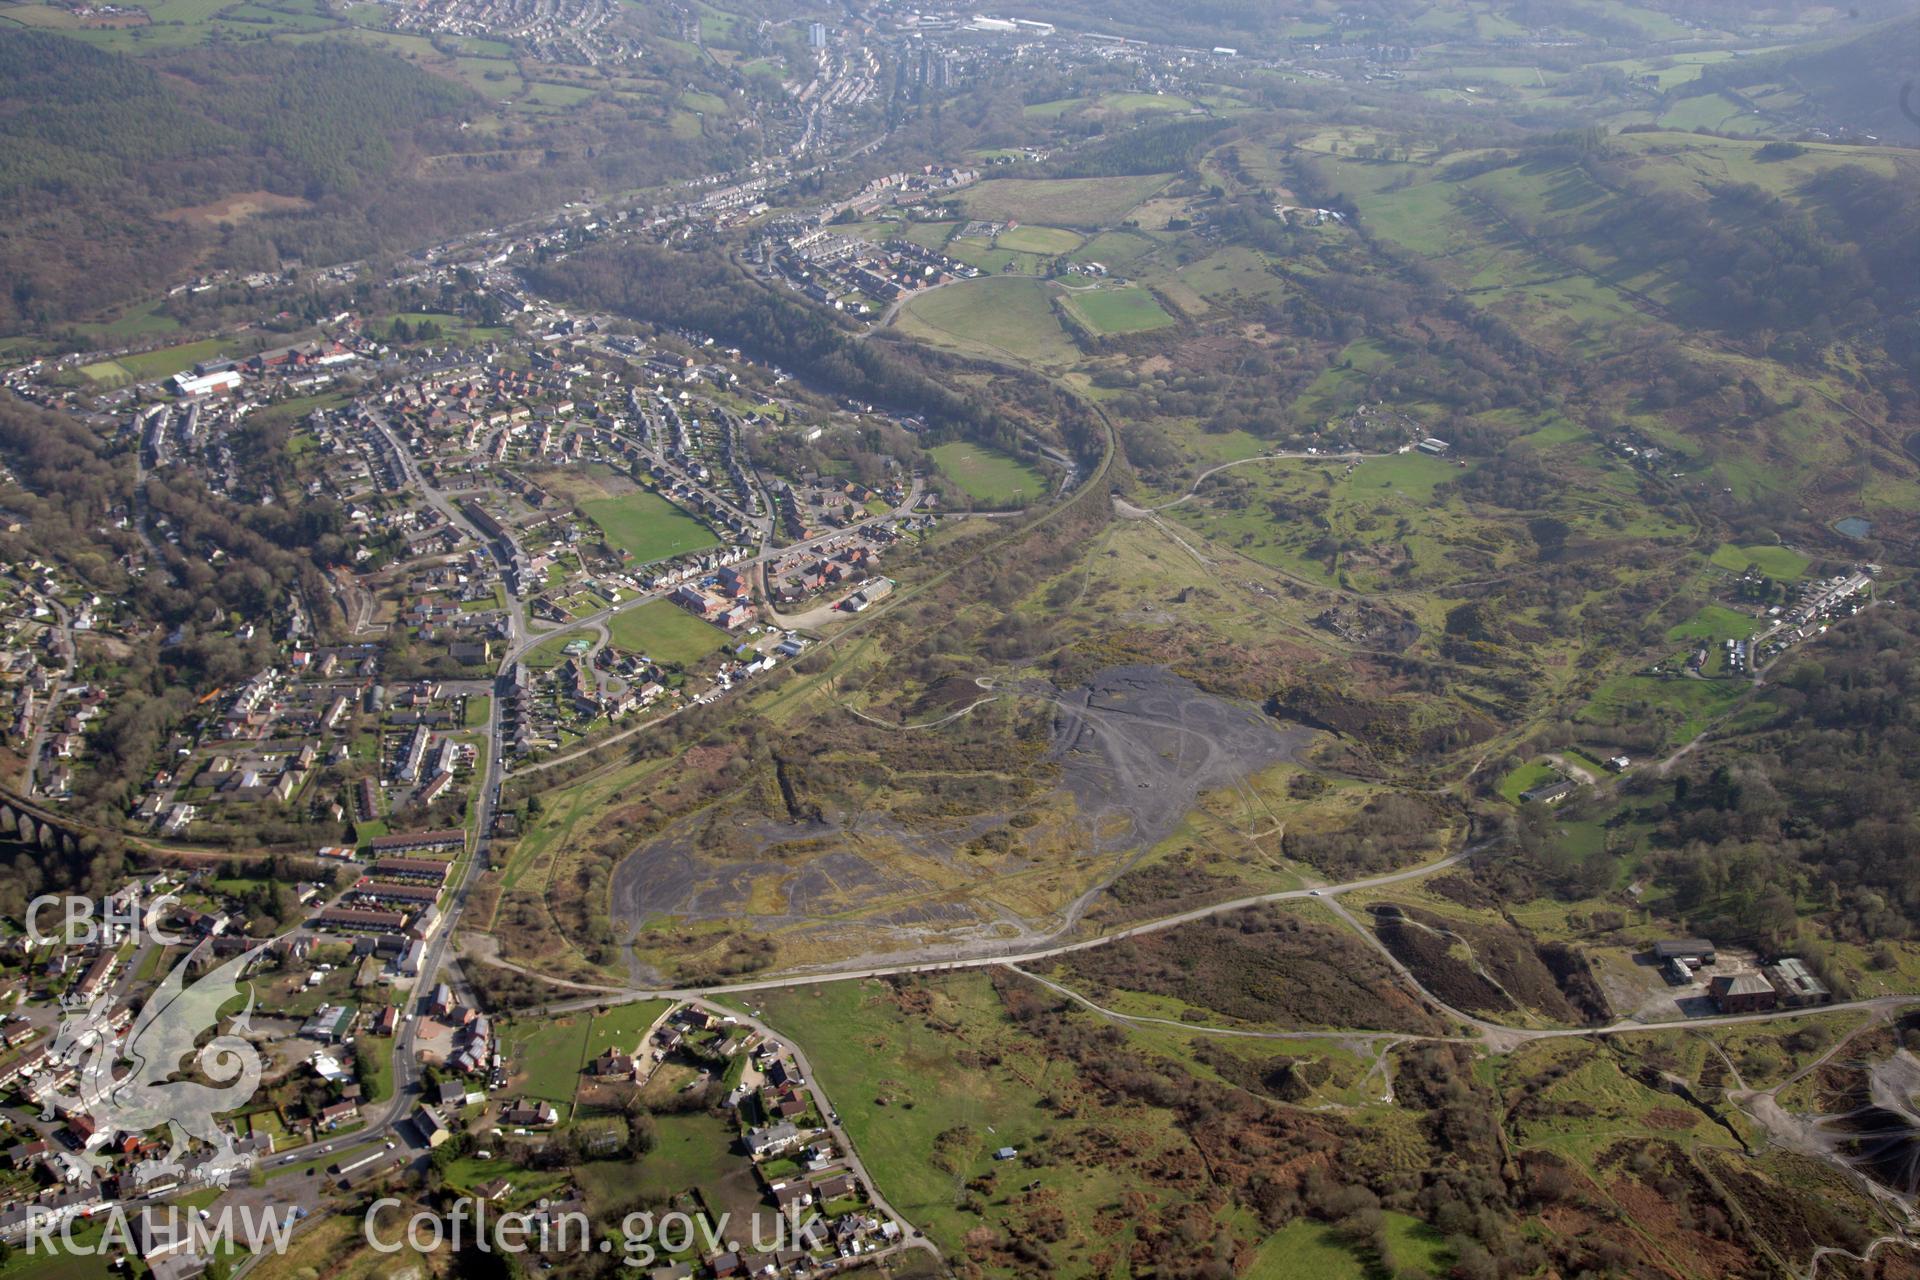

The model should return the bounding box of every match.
[26,889,182,948]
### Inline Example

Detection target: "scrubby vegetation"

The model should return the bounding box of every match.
[1050,902,1448,1034]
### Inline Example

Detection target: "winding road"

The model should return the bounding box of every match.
[1115,448,1388,516]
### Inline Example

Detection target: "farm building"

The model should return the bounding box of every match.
[1652,939,1716,966]
[1765,958,1832,1008]
[1520,779,1575,805]
[1708,973,1777,1015]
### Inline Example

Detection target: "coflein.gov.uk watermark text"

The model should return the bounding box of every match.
[364,1198,859,1267]
[25,1198,852,1267]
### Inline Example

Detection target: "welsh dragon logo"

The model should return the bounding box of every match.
[39,941,273,1189]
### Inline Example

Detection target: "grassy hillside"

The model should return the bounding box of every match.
[1690,12,1920,143]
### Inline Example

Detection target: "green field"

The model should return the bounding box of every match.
[581,491,720,564]
[358,1034,394,1102]
[961,173,1173,228]
[522,632,583,671]
[752,978,1116,1257]
[1657,91,1754,132]
[1071,228,1160,272]
[526,80,595,107]
[117,337,236,381]
[1099,91,1192,112]
[606,598,728,666]
[1667,604,1759,646]
[1578,672,1745,754]
[1061,283,1176,334]
[996,224,1082,255]
[1248,1212,1450,1278]
[1499,760,1563,804]
[386,310,511,345]
[1710,542,1809,580]
[586,1000,671,1055]
[499,1012,594,1104]
[498,1002,667,1109]
[930,441,1047,507]
[940,239,1052,277]
[71,296,182,343]
[895,276,1080,368]
[578,1108,739,1204]
[208,876,271,897]
[1596,51,1737,90]
[892,219,962,251]
[77,360,132,387]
